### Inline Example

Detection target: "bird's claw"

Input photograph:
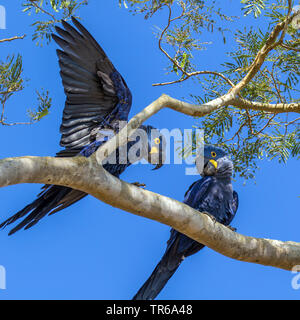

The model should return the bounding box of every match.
[226,225,237,232]
[132,182,146,188]
[203,211,217,224]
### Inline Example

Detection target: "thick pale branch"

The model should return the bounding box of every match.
[95,93,299,167]
[95,93,235,163]
[232,98,300,114]
[0,155,300,271]
[1,1,298,283]
[94,92,299,168]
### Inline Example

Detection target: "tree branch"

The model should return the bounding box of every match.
[1,93,299,271]
[154,3,235,89]
[0,35,26,43]
[152,70,235,88]
[1,154,300,271]
[230,11,299,96]
[1,2,297,278]
[232,97,300,114]
[151,4,299,119]
[29,0,56,20]
[96,93,299,168]
[94,93,235,163]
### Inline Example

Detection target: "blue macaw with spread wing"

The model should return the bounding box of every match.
[0,17,165,235]
[133,145,239,300]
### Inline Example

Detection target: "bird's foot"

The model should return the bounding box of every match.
[226,225,237,232]
[202,211,217,224]
[132,182,146,188]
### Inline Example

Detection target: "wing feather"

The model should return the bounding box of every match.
[52,17,132,149]
[183,177,213,208]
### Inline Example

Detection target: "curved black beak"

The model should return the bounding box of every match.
[202,158,218,176]
[152,162,164,170]
[148,142,165,170]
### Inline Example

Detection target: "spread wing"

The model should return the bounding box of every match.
[52,17,132,149]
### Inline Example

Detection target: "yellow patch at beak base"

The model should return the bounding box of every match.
[209,159,218,169]
[150,146,159,154]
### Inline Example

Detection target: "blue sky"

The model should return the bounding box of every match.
[0,1,299,300]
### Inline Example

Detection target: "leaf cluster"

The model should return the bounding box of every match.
[22,0,88,46]
[122,0,300,180]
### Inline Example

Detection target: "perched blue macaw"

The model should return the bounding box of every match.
[0,17,165,235]
[133,145,239,300]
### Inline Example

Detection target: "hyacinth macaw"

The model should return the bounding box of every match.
[133,145,238,300]
[0,17,165,235]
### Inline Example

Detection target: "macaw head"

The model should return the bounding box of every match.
[202,145,233,177]
[140,125,166,170]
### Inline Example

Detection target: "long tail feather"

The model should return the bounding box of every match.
[132,251,183,300]
[133,230,205,300]
[0,185,86,235]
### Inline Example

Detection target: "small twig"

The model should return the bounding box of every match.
[0,120,34,126]
[1,100,6,123]
[0,35,26,43]
[224,121,247,143]
[153,76,189,87]
[0,92,35,126]
[153,70,235,88]
[154,3,235,88]
[0,121,34,126]
[157,4,184,73]
[285,117,300,127]
[255,114,277,136]
[266,69,285,104]
[29,0,56,20]
[0,100,34,126]
[245,109,254,135]
[280,43,300,52]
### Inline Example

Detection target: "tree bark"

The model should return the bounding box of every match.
[1,154,299,271]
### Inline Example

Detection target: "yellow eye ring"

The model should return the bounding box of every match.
[211,151,217,158]
[154,138,161,145]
